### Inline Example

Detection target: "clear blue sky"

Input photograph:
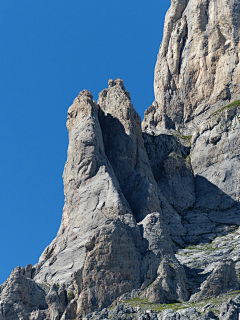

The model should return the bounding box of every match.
[0,0,171,285]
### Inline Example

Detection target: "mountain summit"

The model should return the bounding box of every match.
[1,1,240,319]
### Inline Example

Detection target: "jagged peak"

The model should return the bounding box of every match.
[77,89,93,100]
[2,2,240,319]
[67,89,98,133]
[108,78,126,90]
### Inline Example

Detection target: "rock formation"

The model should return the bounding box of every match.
[142,0,240,133]
[98,79,160,222]
[34,89,132,285]
[142,0,240,247]
[0,266,48,320]
[191,259,239,302]
[1,0,240,319]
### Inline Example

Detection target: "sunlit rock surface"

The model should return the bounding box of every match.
[1,0,240,319]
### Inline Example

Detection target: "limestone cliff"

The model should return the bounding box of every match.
[34,89,132,285]
[143,0,240,133]
[142,0,240,247]
[0,80,187,320]
[1,1,240,319]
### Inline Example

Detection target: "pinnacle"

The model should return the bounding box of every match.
[108,78,125,91]
[77,89,93,100]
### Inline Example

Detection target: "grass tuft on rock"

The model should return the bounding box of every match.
[125,290,240,315]
[211,99,240,116]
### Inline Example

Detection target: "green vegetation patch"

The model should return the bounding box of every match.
[211,99,240,116]
[125,290,240,315]
[172,131,192,143]
[124,297,184,312]
[68,291,74,298]
[181,135,192,141]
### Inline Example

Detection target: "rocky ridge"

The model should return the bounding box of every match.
[1,0,240,319]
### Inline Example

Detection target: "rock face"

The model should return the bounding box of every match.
[138,213,188,303]
[191,106,240,211]
[76,218,141,315]
[142,0,240,247]
[192,259,239,302]
[22,80,188,317]
[142,0,240,133]
[98,79,161,222]
[1,0,240,319]
[34,89,132,285]
[0,266,48,320]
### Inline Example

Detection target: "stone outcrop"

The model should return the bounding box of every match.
[142,0,240,133]
[76,218,141,315]
[138,213,188,303]
[192,259,239,302]
[80,298,240,320]
[20,81,188,317]
[98,79,161,222]
[0,267,48,320]
[45,284,68,320]
[1,0,240,319]
[219,299,239,320]
[33,89,132,285]
[191,105,240,211]
[143,133,193,245]
[142,0,240,247]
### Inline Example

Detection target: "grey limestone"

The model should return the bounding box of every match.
[2,0,240,318]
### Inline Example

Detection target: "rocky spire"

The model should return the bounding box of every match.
[98,78,161,222]
[29,80,188,317]
[34,89,132,285]
[1,2,240,318]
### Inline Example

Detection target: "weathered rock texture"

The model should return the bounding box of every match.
[142,0,240,247]
[98,79,160,222]
[76,218,141,315]
[143,0,240,133]
[138,213,188,303]
[34,89,132,285]
[0,266,48,320]
[80,302,236,320]
[192,259,239,302]
[21,80,188,318]
[1,0,240,319]
[191,106,240,211]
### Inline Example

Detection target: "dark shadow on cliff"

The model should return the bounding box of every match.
[98,108,160,223]
[183,264,212,296]
[181,174,240,246]
[143,132,240,247]
[143,132,195,213]
[194,174,237,211]
[97,111,240,301]
[98,113,240,247]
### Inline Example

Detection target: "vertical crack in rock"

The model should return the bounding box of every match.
[1,1,240,319]
[33,89,133,285]
[98,78,161,222]
[143,0,240,133]
[21,81,188,317]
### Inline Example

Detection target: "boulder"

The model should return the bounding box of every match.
[192,259,239,301]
